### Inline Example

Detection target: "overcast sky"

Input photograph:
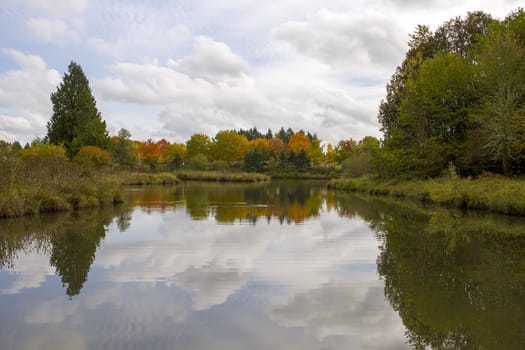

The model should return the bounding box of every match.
[0,0,521,145]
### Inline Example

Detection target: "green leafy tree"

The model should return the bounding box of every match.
[378,12,492,142]
[295,149,311,171]
[475,23,525,176]
[111,128,134,168]
[211,130,249,162]
[397,53,476,176]
[186,133,212,159]
[244,149,267,172]
[47,61,108,157]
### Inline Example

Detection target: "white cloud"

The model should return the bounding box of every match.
[176,263,251,310]
[14,330,87,350]
[166,24,191,45]
[272,282,407,348]
[91,204,384,312]
[18,0,88,17]
[87,37,121,58]
[25,300,80,324]
[26,18,80,44]
[0,49,59,143]
[171,36,250,82]
[93,34,381,144]
[93,37,290,141]
[1,248,54,295]
[0,114,32,133]
[1,48,47,71]
[273,9,406,69]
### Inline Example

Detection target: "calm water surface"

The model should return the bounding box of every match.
[0,180,524,349]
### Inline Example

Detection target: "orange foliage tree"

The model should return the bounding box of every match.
[268,137,285,156]
[73,145,112,168]
[287,132,311,153]
[138,139,161,169]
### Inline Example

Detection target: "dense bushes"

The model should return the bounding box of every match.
[0,143,121,218]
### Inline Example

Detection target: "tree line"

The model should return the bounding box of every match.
[1,61,379,175]
[377,8,525,178]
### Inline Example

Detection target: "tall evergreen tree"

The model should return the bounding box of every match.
[47,61,108,157]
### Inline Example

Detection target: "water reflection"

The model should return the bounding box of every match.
[0,208,126,297]
[367,199,525,349]
[127,181,325,224]
[0,182,524,349]
[330,192,525,349]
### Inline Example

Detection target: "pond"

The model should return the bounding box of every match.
[0,180,524,349]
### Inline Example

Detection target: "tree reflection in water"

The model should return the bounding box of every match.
[127,180,326,224]
[333,193,525,350]
[0,207,129,297]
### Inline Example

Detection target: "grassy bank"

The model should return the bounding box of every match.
[0,174,122,218]
[328,172,525,216]
[269,172,334,180]
[119,171,180,185]
[0,171,181,218]
[176,171,270,182]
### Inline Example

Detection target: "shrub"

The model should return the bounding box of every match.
[74,146,112,168]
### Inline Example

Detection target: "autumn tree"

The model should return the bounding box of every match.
[307,138,324,167]
[73,146,112,168]
[334,139,358,163]
[250,138,270,153]
[268,137,285,155]
[211,130,249,162]
[287,132,310,153]
[137,139,161,170]
[186,133,212,159]
[325,144,336,167]
[47,61,109,157]
[162,143,186,170]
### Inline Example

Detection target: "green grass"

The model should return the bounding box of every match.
[269,172,334,180]
[118,171,180,185]
[0,160,183,218]
[0,174,122,218]
[328,173,525,216]
[176,170,270,182]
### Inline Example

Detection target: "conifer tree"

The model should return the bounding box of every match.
[47,61,108,157]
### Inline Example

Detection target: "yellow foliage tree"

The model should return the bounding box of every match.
[211,130,249,162]
[73,146,112,168]
[250,138,270,153]
[186,133,212,159]
[326,144,336,167]
[307,139,324,167]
